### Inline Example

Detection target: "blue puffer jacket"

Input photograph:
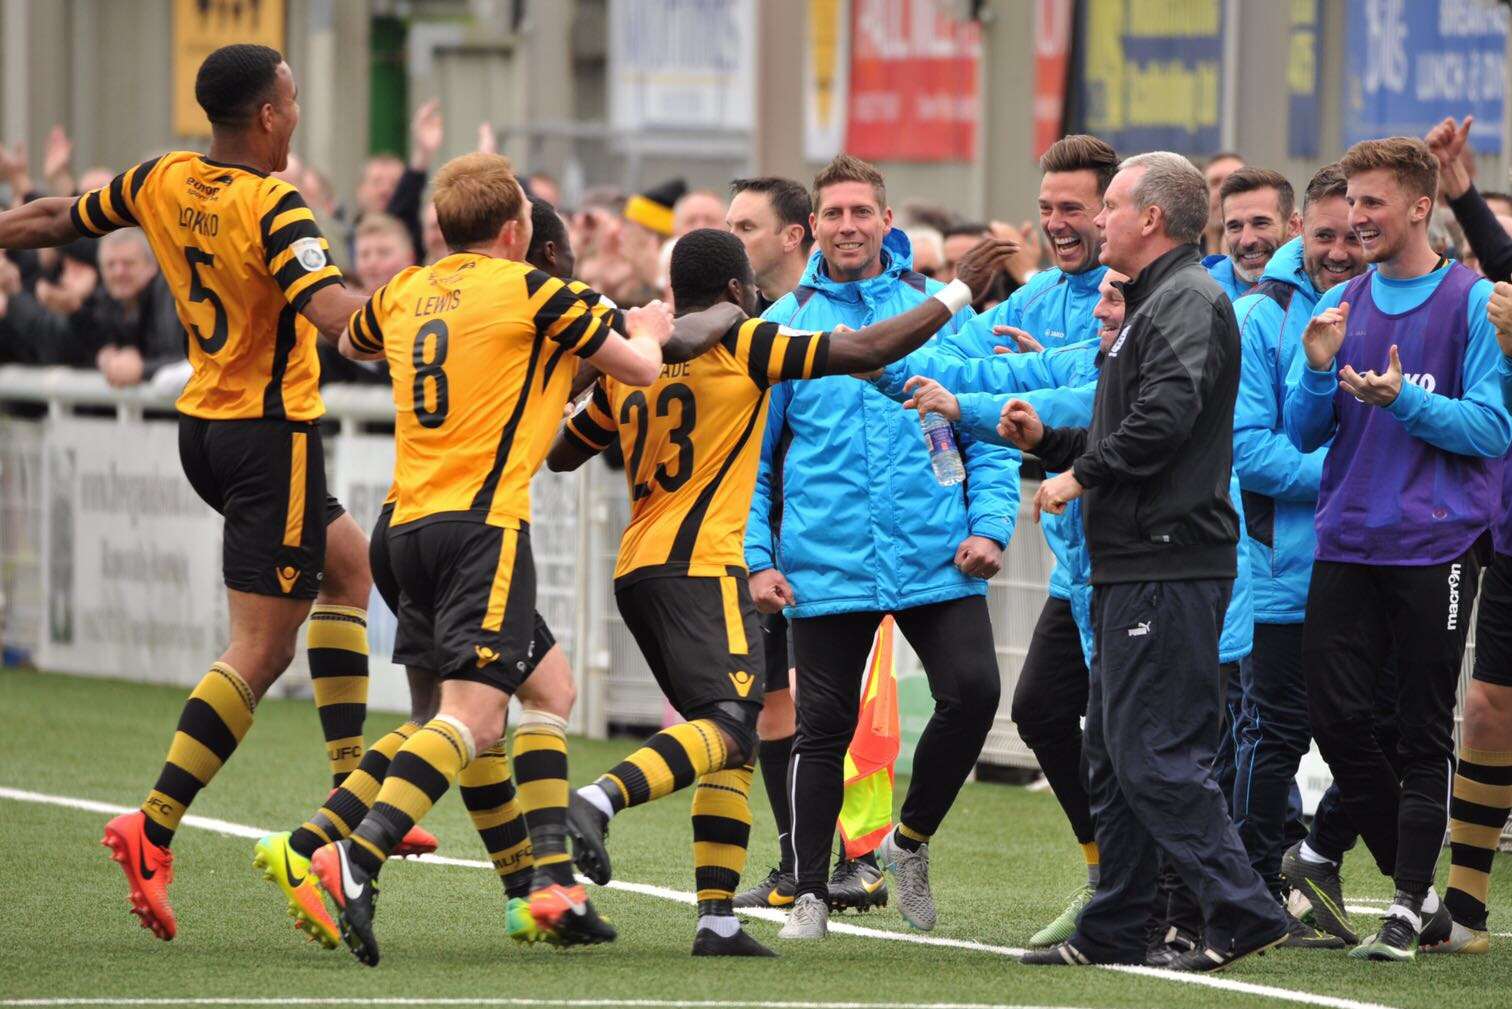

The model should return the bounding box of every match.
[744,229,1020,618]
[1232,237,1329,623]
[928,340,1254,665]
[948,264,1109,358]
[1204,253,1255,304]
[876,338,1099,603]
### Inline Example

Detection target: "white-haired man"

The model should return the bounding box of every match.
[1005,152,1288,972]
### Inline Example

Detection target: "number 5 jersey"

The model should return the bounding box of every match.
[72,152,345,421]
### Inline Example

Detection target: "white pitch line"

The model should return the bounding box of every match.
[0,1000,1103,1009]
[2,785,1403,1009]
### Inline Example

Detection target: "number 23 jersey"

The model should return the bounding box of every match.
[71,152,344,421]
[564,316,828,585]
[349,252,610,530]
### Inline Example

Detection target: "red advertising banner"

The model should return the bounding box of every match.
[844,0,981,162]
[1033,0,1075,158]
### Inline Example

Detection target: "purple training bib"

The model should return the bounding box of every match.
[1315,263,1494,565]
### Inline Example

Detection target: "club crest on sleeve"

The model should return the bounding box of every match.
[291,236,328,272]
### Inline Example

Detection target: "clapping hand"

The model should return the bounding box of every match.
[1302,301,1349,370]
[1338,344,1403,408]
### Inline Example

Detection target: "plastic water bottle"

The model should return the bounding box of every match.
[920,411,965,486]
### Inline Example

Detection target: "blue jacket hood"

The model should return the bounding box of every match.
[796,227,918,302]
[1256,237,1315,296]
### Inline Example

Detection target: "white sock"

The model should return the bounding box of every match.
[1298,841,1335,866]
[1421,887,1441,915]
[577,783,616,821]
[1384,903,1423,933]
[697,914,741,937]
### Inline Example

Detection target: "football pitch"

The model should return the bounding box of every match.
[2,669,1509,1009]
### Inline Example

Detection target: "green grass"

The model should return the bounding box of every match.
[0,668,1508,1009]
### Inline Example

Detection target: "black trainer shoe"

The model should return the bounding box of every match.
[1168,928,1288,972]
[1281,912,1347,950]
[692,926,778,956]
[734,867,796,909]
[1280,841,1357,944]
[309,841,381,967]
[1145,925,1199,968]
[1418,903,1453,948]
[828,857,888,913]
[1350,913,1420,962]
[1022,940,1097,966]
[565,792,612,886]
[1022,940,1144,966]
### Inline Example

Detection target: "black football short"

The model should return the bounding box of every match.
[370,503,556,674]
[178,415,325,600]
[615,568,764,714]
[761,610,792,692]
[387,518,539,692]
[1474,551,1512,687]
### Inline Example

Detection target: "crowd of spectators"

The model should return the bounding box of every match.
[1,101,1504,396]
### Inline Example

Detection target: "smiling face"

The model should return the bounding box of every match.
[1223,186,1292,283]
[1039,169,1104,274]
[265,63,300,174]
[1092,269,1129,351]
[1346,167,1431,266]
[1302,194,1366,294]
[1093,167,1148,276]
[812,180,892,282]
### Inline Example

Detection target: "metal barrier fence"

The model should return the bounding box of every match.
[0,367,1042,767]
[7,367,1512,847]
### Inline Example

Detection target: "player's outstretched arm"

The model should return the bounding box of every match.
[584,302,671,386]
[819,238,1017,375]
[0,196,82,249]
[663,301,745,363]
[303,283,369,347]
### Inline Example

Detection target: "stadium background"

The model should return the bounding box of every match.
[0,0,1508,785]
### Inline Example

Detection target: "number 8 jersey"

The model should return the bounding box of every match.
[564,316,828,585]
[71,152,345,421]
[349,253,611,530]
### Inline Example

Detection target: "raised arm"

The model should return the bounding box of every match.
[0,197,82,249]
[819,238,1018,374]
[663,301,745,363]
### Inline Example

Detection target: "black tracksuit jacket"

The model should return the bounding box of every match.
[1036,243,1241,585]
